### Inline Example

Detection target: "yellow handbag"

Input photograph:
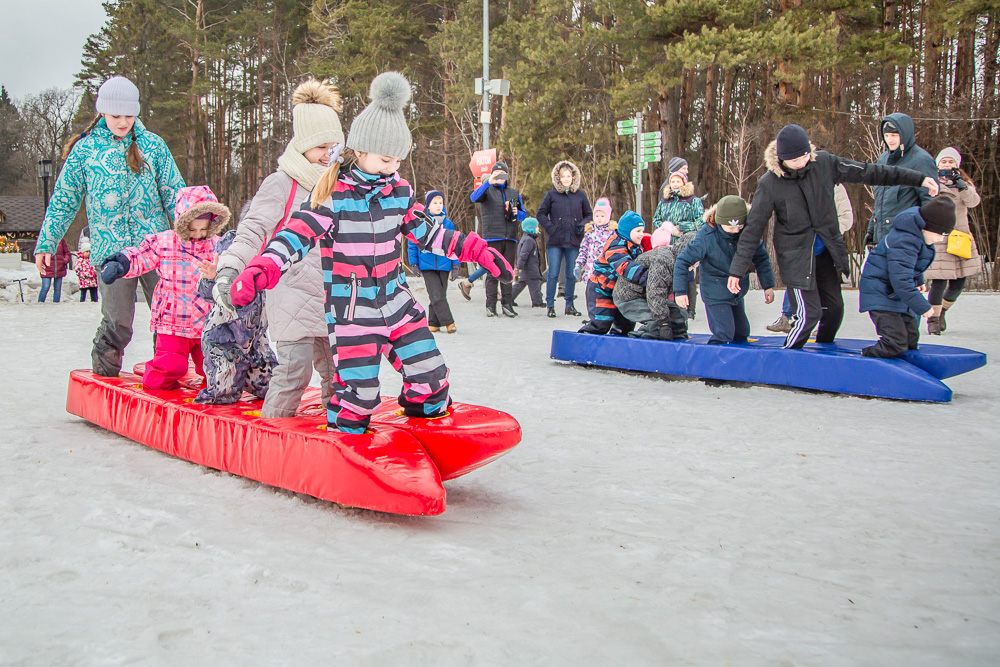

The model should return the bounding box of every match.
[946,230,973,259]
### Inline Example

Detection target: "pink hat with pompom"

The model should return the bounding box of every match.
[650,226,673,249]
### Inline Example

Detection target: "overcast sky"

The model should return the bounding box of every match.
[0,1,109,100]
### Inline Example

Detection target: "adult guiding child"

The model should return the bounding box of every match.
[728,123,939,350]
[34,75,185,376]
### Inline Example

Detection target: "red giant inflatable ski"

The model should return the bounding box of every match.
[66,365,521,516]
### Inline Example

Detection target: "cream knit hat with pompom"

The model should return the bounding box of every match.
[290,79,344,154]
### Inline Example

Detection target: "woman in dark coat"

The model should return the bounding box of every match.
[38,239,70,302]
[536,160,592,318]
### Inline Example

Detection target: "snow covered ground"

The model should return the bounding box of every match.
[2,275,998,666]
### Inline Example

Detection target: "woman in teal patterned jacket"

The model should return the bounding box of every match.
[34,76,185,377]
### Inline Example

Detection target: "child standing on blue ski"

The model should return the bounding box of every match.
[859,199,955,358]
[675,196,775,345]
[230,72,513,434]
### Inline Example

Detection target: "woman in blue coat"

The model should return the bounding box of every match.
[675,196,775,344]
[536,160,592,318]
[407,191,461,333]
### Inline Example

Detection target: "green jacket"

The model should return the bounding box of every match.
[35,118,185,265]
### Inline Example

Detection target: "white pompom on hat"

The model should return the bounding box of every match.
[95,76,140,116]
[289,79,345,154]
[346,72,413,159]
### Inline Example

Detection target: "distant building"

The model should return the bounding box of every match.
[0,195,88,260]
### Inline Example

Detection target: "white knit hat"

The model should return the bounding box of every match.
[289,79,345,154]
[935,147,962,168]
[346,72,413,159]
[95,76,140,116]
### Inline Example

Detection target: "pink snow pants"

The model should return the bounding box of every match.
[143,333,205,391]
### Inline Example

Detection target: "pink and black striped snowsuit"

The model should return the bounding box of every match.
[260,168,472,432]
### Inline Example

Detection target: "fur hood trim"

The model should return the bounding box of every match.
[764,140,818,177]
[703,204,717,226]
[175,202,230,241]
[551,160,582,193]
[660,179,695,200]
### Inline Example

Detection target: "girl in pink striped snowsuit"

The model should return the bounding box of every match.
[231,72,512,433]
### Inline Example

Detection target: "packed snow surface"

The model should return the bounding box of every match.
[2,279,998,665]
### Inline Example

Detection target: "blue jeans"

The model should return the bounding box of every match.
[546,246,579,308]
[38,277,63,302]
[781,291,793,317]
[468,267,488,283]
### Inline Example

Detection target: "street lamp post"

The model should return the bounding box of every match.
[37,158,52,210]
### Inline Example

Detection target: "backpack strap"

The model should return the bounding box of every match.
[259,180,299,253]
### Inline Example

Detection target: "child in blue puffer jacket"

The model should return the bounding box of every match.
[408,190,461,333]
[674,196,775,344]
[859,198,955,358]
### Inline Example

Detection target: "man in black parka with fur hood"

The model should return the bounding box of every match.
[728,124,939,349]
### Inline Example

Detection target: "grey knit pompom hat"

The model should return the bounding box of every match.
[346,72,413,159]
[95,76,140,116]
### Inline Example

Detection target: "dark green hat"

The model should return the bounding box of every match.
[716,195,748,227]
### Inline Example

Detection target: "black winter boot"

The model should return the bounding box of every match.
[486,304,498,317]
[927,315,942,335]
[547,307,556,318]
[565,305,581,317]
[501,304,518,318]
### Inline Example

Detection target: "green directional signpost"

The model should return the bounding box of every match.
[617,114,663,218]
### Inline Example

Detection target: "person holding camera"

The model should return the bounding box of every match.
[470,162,526,317]
[922,147,981,335]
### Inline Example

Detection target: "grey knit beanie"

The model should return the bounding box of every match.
[95,76,140,116]
[346,72,413,159]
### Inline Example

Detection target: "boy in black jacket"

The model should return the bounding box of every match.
[512,217,544,308]
[728,124,940,350]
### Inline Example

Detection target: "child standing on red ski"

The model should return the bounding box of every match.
[100,186,230,390]
[578,210,646,336]
[230,72,513,434]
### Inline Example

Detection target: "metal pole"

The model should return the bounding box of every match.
[634,111,643,220]
[42,175,50,210]
[482,0,490,150]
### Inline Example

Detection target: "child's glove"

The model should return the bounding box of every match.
[450,265,460,281]
[231,256,281,307]
[459,232,514,283]
[212,267,240,316]
[573,266,581,281]
[100,253,130,284]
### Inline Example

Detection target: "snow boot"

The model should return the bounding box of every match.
[446,323,457,334]
[767,314,792,333]
[457,279,473,301]
[547,307,556,318]
[927,315,942,335]
[501,304,518,318]
[565,305,581,317]
[941,299,956,332]
[428,326,440,333]
[486,305,498,317]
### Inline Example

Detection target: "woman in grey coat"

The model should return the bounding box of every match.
[215,79,343,417]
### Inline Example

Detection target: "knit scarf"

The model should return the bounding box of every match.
[276,141,327,190]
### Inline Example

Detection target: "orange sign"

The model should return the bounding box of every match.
[469,148,497,179]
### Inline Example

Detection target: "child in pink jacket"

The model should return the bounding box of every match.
[100,186,230,390]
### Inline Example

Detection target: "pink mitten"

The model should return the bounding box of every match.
[459,232,514,283]
[232,256,281,306]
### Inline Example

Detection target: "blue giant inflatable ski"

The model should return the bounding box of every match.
[550,331,986,402]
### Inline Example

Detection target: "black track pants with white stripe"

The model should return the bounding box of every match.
[784,250,845,349]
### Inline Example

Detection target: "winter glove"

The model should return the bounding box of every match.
[863,226,875,248]
[231,256,281,307]
[573,266,581,281]
[100,253,130,285]
[450,265,460,281]
[953,177,968,191]
[412,267,422,277]
[458,232,514,283]
[212,267,240,316]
